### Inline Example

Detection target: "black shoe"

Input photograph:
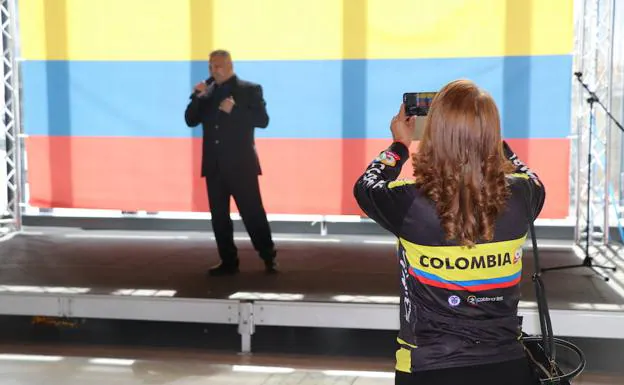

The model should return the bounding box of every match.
[207,261,239,277]
[260,250,278,274]
[264,259,279,274]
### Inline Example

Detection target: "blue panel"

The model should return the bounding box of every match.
[21,55,572,139]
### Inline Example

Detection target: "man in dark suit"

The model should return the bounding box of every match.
[184,49,277,276]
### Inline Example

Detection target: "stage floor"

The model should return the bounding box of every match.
[0,343,399,385]
[0,343,620,385]
[0,226,623,345]
[1,227,623,306]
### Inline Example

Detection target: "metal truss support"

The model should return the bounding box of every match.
[556,0,623,282]
[0,0,22,236]
[572,0,616,248]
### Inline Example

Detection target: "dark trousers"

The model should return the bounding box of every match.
[395,358,537,385]
[205,170,274,264]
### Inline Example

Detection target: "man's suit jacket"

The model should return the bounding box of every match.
[184,75,269,178]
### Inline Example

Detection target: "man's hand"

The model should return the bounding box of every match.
[390,103,416,149]
[219,97,235,114]
[193,82,208,97]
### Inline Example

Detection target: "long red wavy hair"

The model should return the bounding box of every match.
[412,79,515,247]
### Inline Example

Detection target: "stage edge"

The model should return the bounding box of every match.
[0,293,623,353]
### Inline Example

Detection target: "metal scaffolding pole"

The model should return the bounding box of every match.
[554,0,619,280]
[0,0,22,235]
[573,0,611,247]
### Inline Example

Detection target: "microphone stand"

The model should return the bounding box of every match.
[540,72,621,281]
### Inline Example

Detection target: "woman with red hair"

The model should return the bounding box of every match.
[354,79,545,385]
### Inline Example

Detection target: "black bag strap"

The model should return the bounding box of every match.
[525,184,557,369]
[522,178,587,383]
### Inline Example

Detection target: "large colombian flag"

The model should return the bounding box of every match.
[19,0,573,218]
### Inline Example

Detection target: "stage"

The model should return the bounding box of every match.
[0,226,623,353]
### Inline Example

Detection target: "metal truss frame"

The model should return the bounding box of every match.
[572,0,618,250]
[0,0,21,236]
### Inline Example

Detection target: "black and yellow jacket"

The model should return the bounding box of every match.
[353,141,545,373]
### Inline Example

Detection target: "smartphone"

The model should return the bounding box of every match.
[403,92,436,117]
[403,92,436,140]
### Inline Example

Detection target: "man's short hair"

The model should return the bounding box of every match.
[210,49,231,60]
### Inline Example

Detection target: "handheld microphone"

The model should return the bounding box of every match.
[191,77,215,99]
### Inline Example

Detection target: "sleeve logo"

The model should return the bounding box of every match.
[377,151,400,167]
